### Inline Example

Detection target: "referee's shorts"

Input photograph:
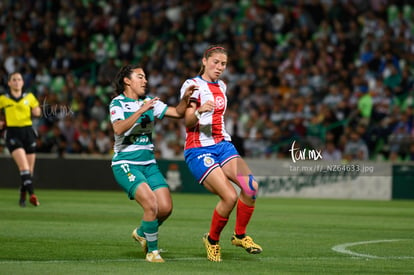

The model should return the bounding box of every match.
[5,126,37,154]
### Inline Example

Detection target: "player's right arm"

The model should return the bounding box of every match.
[184,101,215,128]
[111,98,158,136]
[180,79,214,128]
[0,111,4,130]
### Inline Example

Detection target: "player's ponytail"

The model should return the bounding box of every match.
[198,45,227,76]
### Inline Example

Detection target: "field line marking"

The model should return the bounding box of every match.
[332,239,414,259]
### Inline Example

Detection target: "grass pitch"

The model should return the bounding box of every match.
[0,188,413,274]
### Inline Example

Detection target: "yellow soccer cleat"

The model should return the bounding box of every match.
[231,233,263,254]
[202,233,222,262]
[132,229,148,254]
[145,250,164,263]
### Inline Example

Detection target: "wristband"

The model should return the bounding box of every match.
[194,110,201,120]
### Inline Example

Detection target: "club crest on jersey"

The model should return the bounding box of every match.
[203,156,215,167]
[215,96,225,110]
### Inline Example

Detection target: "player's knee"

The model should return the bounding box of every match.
[250,176,259,193]
[158,208,172,224]
[228,191,239,206]
[219,188,238,209]
[161,205,172,218]
[142,200,158,218]
[239,174,258,200]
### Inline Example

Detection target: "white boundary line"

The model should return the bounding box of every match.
[332,239,414,259]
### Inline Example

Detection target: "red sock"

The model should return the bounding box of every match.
[209,209,228,242]
[235,199,254,236]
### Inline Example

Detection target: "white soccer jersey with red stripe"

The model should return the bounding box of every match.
[180,76,231,149]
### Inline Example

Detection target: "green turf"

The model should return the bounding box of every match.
[0,188,413,275]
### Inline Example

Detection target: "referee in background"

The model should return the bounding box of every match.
[0,72,41,207]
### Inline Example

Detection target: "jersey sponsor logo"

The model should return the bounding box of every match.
[215,96,225,110]
[111,110,116,115]
[122,133,151,145]
[197,153,212,159]
[203,156,215,167]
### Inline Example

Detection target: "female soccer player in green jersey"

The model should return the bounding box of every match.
[109,64,197,263]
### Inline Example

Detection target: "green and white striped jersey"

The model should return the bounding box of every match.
[109,94,168,166]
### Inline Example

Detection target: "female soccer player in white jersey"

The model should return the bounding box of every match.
[180,46,262,262]
[109,65,197,263]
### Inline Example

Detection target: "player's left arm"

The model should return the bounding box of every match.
[164,85,198,118]
[31,106,41,117]
[29,93,42,117]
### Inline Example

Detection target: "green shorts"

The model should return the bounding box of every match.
[112,162,169,200]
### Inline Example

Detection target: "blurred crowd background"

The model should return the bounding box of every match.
[0,0,413,161]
